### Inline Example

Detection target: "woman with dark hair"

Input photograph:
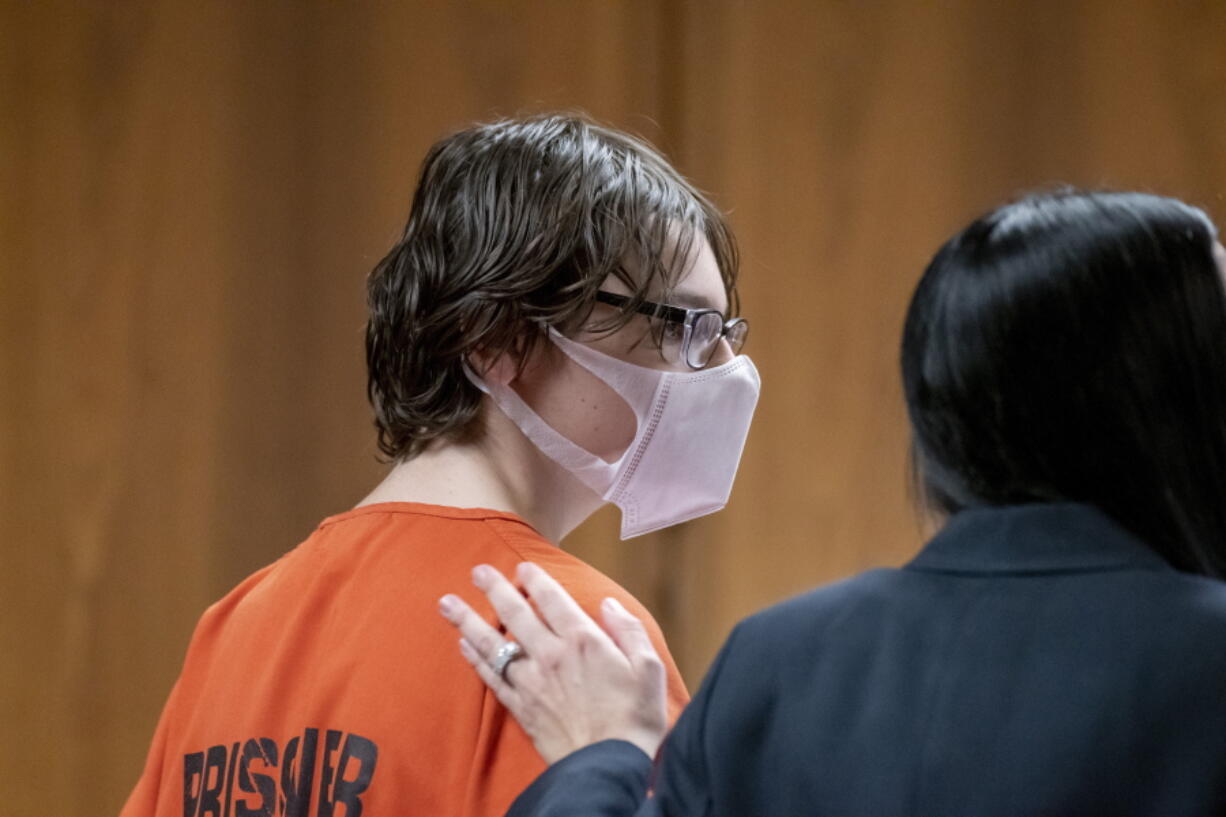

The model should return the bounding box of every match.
[441,190,1226,816]
[905,191,1226,578]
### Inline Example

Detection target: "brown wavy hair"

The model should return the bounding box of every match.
[365,114,739,461]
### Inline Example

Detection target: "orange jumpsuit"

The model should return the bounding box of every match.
[120,503,689,817]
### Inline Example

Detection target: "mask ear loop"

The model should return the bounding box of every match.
[544,327,677,402]
[540,327,677,501]
[461,358,625,497]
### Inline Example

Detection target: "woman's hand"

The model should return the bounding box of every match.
[438,561,668,765]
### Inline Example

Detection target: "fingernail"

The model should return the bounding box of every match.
[438,594,458,617]
[516,562,536,581]
[472,565,492,587]
[603,597,626,614]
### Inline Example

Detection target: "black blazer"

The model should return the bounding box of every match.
[509,504,1226,816]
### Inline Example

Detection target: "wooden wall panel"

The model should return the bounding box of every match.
[0,3,669,815]
[3,3,1226,816]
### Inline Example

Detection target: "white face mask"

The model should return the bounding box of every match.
[466,328,761,539]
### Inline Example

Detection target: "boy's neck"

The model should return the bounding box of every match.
[356,405,603,546]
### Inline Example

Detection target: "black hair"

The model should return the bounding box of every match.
[902,189,1226,577]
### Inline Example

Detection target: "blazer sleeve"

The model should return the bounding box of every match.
[505,626,744,817]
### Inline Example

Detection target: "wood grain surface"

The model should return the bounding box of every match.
[3,2,1224,815]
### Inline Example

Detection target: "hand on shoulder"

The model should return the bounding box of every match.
[438,561,669,764]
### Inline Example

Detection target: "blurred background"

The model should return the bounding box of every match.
[3,1,1225,814]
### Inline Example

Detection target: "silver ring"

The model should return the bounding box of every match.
[491,640,525,680]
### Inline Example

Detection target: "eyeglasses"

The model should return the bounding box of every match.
[594,291,749,369]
